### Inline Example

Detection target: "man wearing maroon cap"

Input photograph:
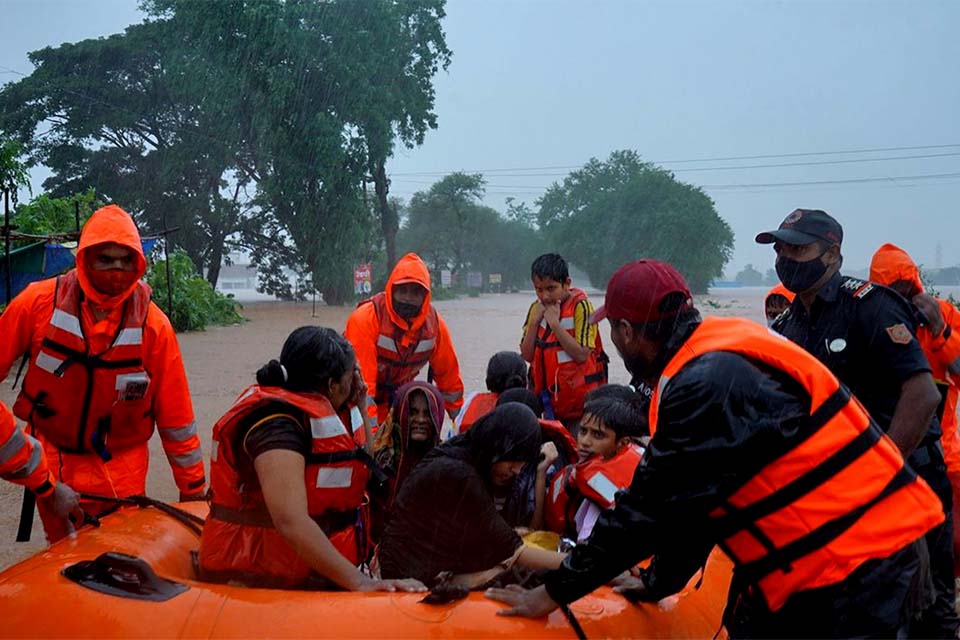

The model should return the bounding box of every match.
[487,259,944,638]
[758,208,957,637]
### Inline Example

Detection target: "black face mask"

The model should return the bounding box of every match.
[393,300,422,320]
[776,252,829,294]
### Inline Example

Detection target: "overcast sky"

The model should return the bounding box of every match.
[4,0,959,277]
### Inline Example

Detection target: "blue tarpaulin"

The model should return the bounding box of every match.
[1,239,159,303]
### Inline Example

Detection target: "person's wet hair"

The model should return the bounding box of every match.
[485,351,527,393]
[531,253,569,283]
[257,326,354,394]
[496,387,543,417]
[765,294,791,310]
[583,384,648,439]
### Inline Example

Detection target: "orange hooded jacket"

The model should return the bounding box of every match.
[765,283,796,307]
[344,253,464,424]
[869,243,960,473]
[0,401,56,498]
[0,206,205,528]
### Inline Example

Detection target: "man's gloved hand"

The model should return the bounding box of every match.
[38,482,84,539]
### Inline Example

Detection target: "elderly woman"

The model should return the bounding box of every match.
[378,403,564,588]
[370,381,445,542]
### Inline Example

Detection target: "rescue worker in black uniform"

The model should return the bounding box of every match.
[758,208,957,638]
[485,259,944,638]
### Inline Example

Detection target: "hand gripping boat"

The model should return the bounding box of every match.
[0,501,732,638]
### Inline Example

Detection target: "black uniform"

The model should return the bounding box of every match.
[543,318,926,638]
[773,272,957,637]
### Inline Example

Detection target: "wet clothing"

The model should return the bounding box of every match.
[200,386,369,588]
[0,402,55,497]
[344,253,463,425]
[773,271,958,636]
[523,288,607,422]
[870,243,960,578]
[378,404,541,586]
[0,206,203,542]
[543,317,942,638]
[454,391,499,434]
[370,382,444,542]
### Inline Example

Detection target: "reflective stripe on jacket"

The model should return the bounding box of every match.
[530,288,607,420]
[200,385,371,587]
[649,316,944,612]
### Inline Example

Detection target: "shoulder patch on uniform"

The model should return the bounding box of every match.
[885,323,913,345]
[840,277,875,299]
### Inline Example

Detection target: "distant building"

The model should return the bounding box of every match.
[212,254,299,302]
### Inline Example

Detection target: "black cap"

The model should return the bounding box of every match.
[755,209,843,246]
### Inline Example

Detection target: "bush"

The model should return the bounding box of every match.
[147,250,243,332]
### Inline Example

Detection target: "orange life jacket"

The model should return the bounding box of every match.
[530,288,607,420]
[649,317,944,612]
[12,271,153,459]
[200,386,373,588]
[456,392,499,434]
[545,443,643,537]
[360,292,439,406]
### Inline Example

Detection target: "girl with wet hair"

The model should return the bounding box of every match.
[199,326,425,593]
[378,404,565,588]
[454,351,529,435]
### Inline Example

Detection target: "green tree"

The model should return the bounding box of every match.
[538,150,734,293]
[0,140,30,205]
[735,264,764,286]
[9,189,101,244]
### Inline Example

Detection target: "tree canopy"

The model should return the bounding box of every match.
[0,0,451,304]
[537,150,734,293]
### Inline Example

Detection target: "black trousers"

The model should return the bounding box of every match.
[728,542,921,639]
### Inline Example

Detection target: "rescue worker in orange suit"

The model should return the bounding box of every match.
[1,401,83,536]
[870,242,960,576]
[764,283,795,326]
[0,205,205,542]
[455,351,528,435]
[537,385,645,542]
[344,252,464,427]
[758,210,957,637]
[486,259,945,638]
[199,326,426,592]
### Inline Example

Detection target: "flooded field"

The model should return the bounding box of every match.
[1,285,957,569]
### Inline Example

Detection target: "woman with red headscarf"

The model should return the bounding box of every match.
[370,381,445,542]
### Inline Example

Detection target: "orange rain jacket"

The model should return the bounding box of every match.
[344,253,463,425]
[869,244,960,473]
[765,283,796,307]
[0,206,204,539]
[0,401,56,498]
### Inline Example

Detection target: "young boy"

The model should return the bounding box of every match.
[535,385,645,541]
[520,254,607,431]
[764,283,795,327]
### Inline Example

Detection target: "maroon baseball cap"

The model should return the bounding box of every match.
[590,259,693,324]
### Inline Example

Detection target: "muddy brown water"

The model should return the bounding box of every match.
[0,289,763,569]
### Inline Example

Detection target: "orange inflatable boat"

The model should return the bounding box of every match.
[0,502,732,638]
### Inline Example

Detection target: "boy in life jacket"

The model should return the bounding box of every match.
[537,385,645,542]
[870,243,960,574]
[454,351,528,435]
[520,254,607,432]
[344,253,464,428]
[764,283,795,327]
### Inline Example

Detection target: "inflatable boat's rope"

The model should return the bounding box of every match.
[560,603,587,640]
[78,493,205,536]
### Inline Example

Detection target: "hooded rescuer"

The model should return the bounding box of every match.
[344,253,464,427]
[0,205,205,542]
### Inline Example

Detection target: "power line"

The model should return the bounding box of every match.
[389,143,960,176]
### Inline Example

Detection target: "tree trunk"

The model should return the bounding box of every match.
[373,162,398,269]
[206,240,224,288]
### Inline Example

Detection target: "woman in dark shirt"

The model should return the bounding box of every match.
[378,403,565,587]
[198,326,425,592]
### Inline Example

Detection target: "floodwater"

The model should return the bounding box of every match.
[1,286,957,569]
